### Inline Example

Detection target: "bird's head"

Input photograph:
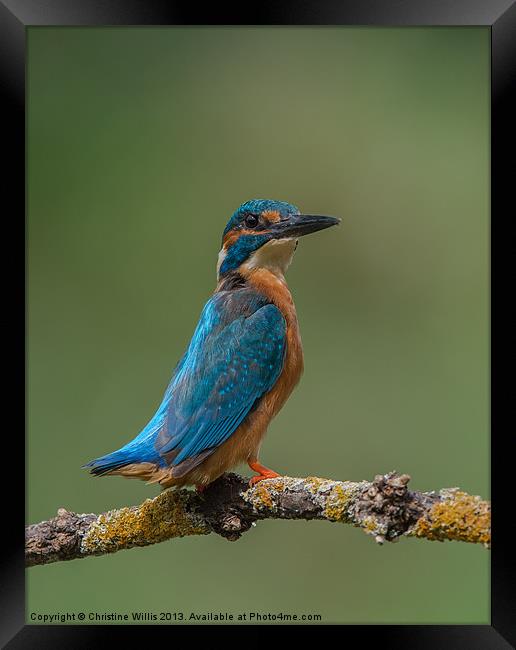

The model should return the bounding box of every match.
[217,199,340,280]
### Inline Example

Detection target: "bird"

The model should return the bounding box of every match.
[84,199,340,490]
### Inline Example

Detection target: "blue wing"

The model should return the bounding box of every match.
[85,288,286,476]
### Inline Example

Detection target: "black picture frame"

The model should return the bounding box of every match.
[4,0,514,646]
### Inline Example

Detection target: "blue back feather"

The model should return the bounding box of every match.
[85,287,286,476]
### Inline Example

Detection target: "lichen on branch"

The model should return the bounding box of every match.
[25,471,490,567]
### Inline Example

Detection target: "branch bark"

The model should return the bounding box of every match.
[25,471,490,567]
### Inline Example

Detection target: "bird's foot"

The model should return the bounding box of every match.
[195,484,207,494]
[248,460,280,486]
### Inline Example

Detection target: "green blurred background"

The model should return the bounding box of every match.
[27,27,489,624]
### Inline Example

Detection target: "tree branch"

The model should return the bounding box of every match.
[25,471,490,567]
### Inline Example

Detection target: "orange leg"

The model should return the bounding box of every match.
[248,459,280,486]
[196,484,207,494]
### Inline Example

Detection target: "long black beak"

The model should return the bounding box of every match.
[270,214,341,239]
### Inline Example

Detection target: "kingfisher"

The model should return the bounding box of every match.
[84,199,339,489]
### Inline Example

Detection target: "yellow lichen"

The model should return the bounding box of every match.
[411,490,490,545]
[360,515,379,534]
[245,476,360,522]
[305,476,330,493]
[244,477,293,511]
[81,490,209,554]
[251,483,274,509]
[323,483,357,522]
[267,477,288,493]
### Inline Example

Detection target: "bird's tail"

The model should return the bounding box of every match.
[82,444,147,476]
[83,406,167,476]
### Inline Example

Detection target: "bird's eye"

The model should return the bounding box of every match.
[244,214,259,228]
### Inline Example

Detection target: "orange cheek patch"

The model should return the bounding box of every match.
[223,228,272,249]
[222,230,240,248]
[262,210,281,223]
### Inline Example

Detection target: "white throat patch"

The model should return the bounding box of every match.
[241,238,297,279]
[216,247,227,278]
